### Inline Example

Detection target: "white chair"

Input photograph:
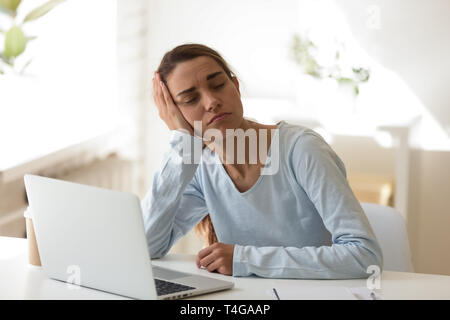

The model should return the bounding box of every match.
[361,202,414,272]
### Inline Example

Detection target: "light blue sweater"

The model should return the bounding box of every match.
[141,121,383,279]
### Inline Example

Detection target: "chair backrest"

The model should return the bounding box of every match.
[361,202,414,272]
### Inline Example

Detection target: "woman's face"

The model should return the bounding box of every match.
[165,56,244,136]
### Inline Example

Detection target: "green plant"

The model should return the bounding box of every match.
[0,0,65,75]
[291,33,370,96]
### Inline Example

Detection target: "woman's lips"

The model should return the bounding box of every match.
[208,112,231,124]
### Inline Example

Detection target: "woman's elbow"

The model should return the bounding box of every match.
[359,245,384,278]
[149,245,170,260]
[146,229,178,260]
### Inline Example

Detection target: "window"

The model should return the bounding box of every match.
[0,0,118,171]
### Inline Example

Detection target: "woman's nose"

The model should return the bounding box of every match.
[203,94,220,112]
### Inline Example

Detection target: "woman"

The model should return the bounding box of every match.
[141,43,383,279]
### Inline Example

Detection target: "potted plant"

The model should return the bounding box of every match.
[290,32,372,131]
[291,33,370,98]
[0,0,65,75]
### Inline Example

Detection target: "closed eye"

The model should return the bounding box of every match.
[185,98,196,104]
[183,83,225,104]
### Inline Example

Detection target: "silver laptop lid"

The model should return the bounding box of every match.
[24,174,157,299]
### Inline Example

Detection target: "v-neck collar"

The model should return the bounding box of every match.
[217,121,284,196]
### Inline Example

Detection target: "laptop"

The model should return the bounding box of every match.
[24,174,234,300]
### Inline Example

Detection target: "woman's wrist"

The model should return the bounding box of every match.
[169,130,204,165]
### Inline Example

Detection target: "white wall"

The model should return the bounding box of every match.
[336,0,450,138]
[408,150,450,275]
[335,0,450,275]
[146,0,300,97]
[117,0,152,198]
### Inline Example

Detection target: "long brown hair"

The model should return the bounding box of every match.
[156,43,236,246]
[156,43,236,86]
[194,214,218,247]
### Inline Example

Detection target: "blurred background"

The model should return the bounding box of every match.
[1,0,449,275]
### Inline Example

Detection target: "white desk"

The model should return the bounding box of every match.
[1,236,450,300]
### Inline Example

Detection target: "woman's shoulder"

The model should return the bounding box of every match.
[277,120,327,150]
[278,121,346,174]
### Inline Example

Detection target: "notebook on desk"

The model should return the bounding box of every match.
[24,174,234,300]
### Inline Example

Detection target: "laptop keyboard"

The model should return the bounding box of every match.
[154,278,196,296]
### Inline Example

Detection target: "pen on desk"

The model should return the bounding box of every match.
[272,288,280,300]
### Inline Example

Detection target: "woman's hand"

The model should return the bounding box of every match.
[196,242,234,276]
[153,72,194,135]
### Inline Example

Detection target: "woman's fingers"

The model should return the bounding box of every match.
[206,260,222,273]
[152,71,194,134]
[152,75,163,114]
[159,80,174,109]
[199,251,217,269]
[197,243,215,260]
[196,243,233,275]
[197,243,218,269]
[154,72,174,116]
[198,249,220,272]
[159,80,179,121]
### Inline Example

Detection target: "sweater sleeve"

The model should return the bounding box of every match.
[232,131,383,279]
[141,130,208,259]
